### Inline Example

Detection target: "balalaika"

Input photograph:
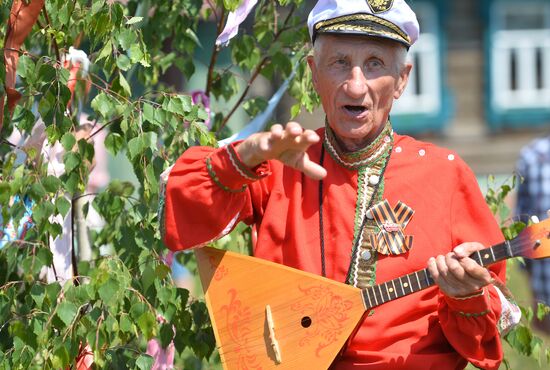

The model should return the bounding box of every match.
[195,218,550,369]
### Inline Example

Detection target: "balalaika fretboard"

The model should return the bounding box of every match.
[361,240,516,309]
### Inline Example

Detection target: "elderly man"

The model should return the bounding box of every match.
[162,0,518,368]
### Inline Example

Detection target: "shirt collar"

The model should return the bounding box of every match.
[323,120,394,170]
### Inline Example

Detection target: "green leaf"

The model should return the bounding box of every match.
[155,263,170,280]
[58,4,70,26]
[507,325,533,355]
[38,64,56,82]
[43,175,62,193]
[142,131,158,151]
[127,136,144,160]
[135,354,154,370]
[116,54,131,71]
[63,152,81,173]
[129,43,144,64]
[159,323,174,348]
[91,92,115,118]
[130,302,148,321]
[536,302,550,321]
[118,72,132,96]
[56,301,78,327]
[95,39,113,63]
[162,95,192,115]
[55,197,71,217]
[61,132,76,151]
[223,0,241,11]
[141,266,155,292]
[36,248,53,267]
[29,183,46,200]
[52,345,70,368]
[65,284,92,305]
[91,0,106,15]
[119,314,133,333]
[78,138,95,163]
[0,182,11,203]
[184,28,202,48]
[126,16,143,25]
[12,106,36,132]
[30,284,46,308]
[104,132,125,156]
[107,180,135,197]
[45,283,62,308]
[17,55,35,79]
[98,277,120,303]
[243,97,268,118]
[290,103,301,119]
[143,103,159,127]
[117,28,137,51]
[137,311,156,340]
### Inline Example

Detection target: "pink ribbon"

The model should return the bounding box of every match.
[215,0,258,47]
[146,315,176,370]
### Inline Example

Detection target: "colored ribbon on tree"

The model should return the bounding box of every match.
[1,0,45,133]
[215,0,258,47]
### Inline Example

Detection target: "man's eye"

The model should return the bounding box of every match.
[332,59,348,66]
[367,60,383,69]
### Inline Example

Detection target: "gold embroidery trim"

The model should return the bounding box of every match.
[314,13,410,44]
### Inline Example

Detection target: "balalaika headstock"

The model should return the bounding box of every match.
[515,217,550,260]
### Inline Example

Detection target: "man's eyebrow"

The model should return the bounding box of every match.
[327,52,347,60]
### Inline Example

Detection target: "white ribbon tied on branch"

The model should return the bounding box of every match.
[216,0,258,47]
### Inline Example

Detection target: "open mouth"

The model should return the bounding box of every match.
[343,105,367,116]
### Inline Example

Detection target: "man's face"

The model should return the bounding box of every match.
[308,35,411,151]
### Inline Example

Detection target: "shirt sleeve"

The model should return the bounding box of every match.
[438,158,508,370]
[161,143,270,251]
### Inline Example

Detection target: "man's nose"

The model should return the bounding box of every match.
[344,66,368,98]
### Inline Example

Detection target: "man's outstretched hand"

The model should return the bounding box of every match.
[235,122,327,180]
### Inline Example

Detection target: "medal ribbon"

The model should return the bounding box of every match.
[368,200,414,255]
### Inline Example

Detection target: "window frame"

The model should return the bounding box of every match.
[485,0,550,129]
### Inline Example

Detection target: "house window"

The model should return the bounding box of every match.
[490,2,550,111]
[392,2,441,116]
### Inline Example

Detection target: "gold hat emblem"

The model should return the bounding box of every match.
[367,0,394,14]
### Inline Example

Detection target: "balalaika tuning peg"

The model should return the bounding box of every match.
[531,215,540,224]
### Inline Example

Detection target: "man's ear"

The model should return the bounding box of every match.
[307,55,319,90]
[394,62,412,99]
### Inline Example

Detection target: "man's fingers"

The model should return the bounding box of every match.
[240,121,324,178]
[428,253,489,297]
[285,121,303,137]
[461,257,492,283]
[445,253,466,281]
[270,124,284,138]
[299,153,327,180]
[453,242,485,259]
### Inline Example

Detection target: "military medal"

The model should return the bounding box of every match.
[368,199,414,255]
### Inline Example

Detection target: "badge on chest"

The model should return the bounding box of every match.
[367,199,415,255]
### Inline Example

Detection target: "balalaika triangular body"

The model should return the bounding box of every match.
[195,247,366,369]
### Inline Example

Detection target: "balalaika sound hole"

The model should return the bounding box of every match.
[301,316,312,328]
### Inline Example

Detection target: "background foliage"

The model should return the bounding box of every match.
[0,0,548,369]
[0,0,313,368]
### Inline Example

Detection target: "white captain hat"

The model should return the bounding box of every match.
[308,0,420,48]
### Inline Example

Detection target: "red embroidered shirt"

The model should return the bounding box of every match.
[163,129,506,370]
